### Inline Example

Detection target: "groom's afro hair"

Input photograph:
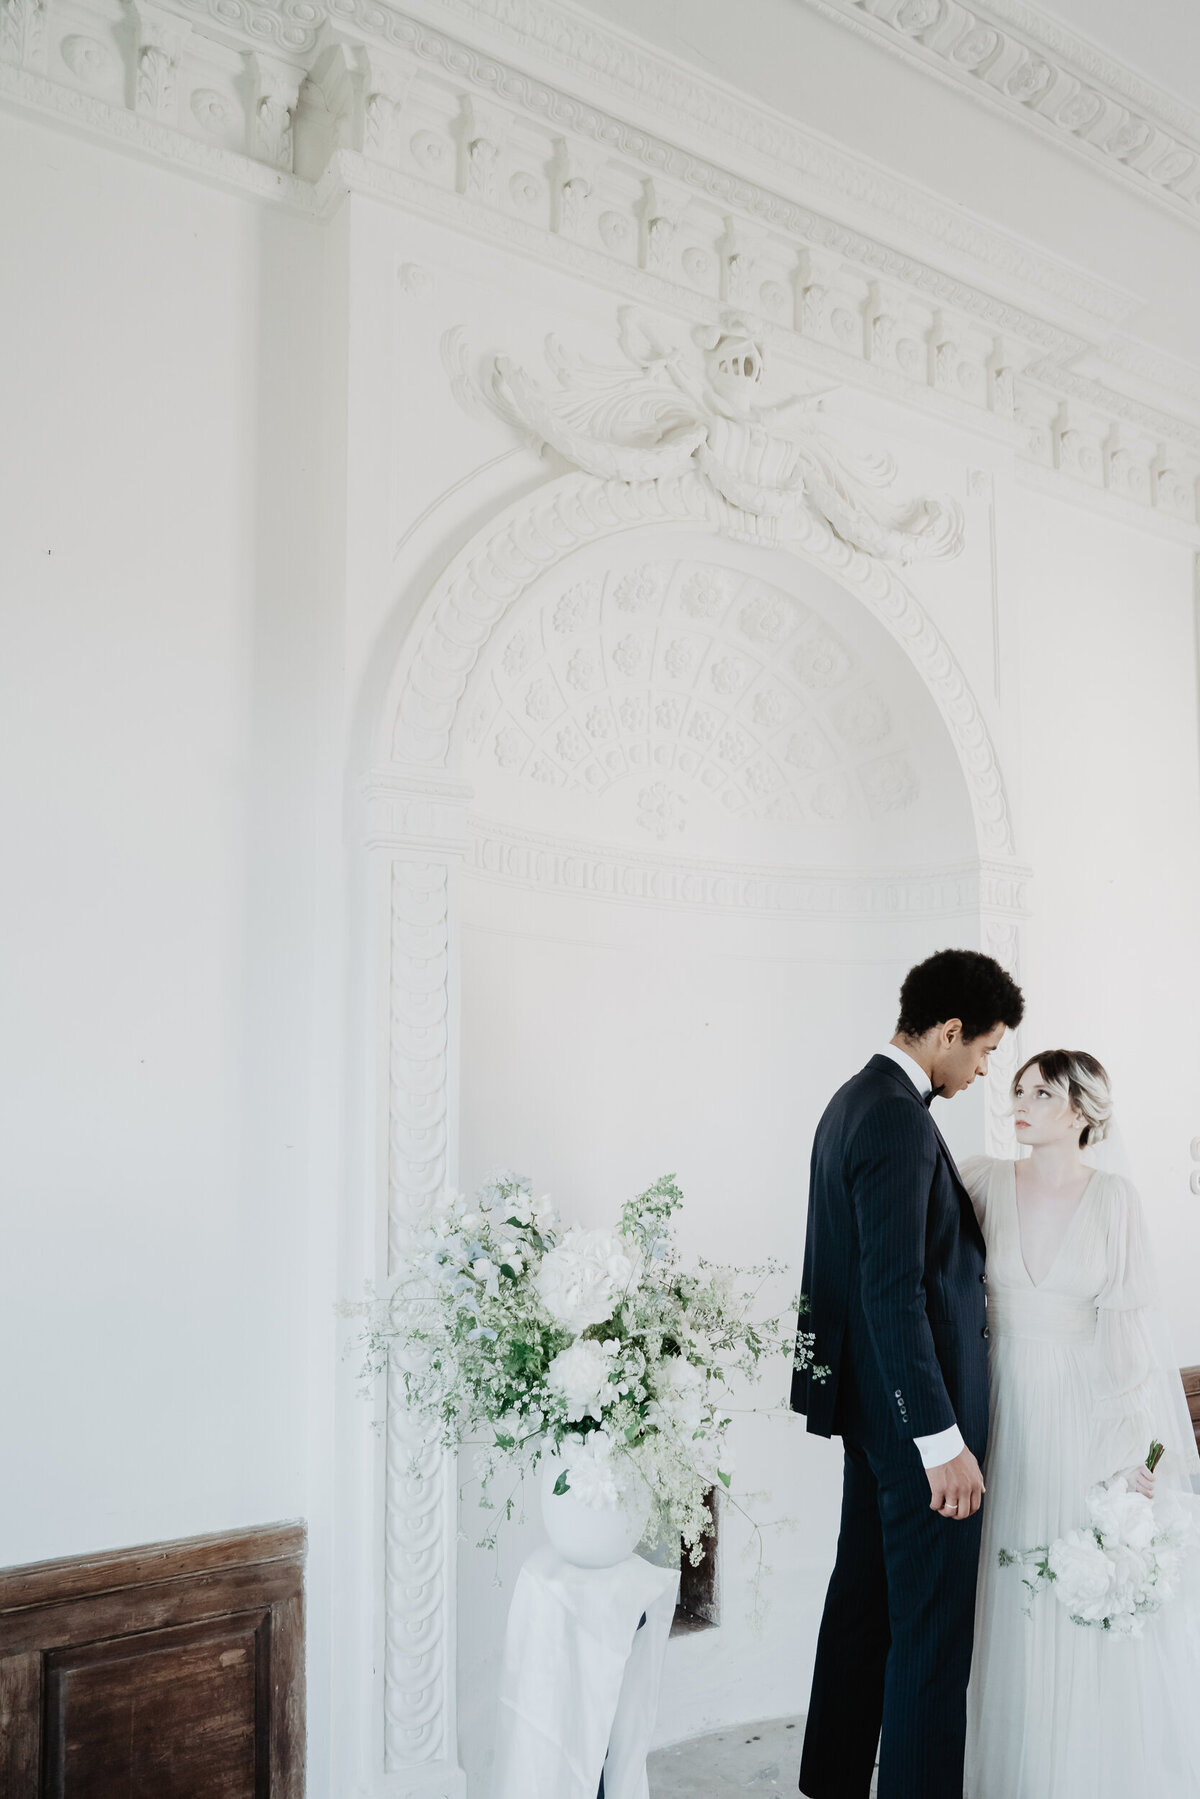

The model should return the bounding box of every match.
[896,948,1025,1043]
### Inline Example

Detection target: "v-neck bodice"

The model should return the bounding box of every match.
[1011,1163,1100,1290]
[958,1157,1113,1343]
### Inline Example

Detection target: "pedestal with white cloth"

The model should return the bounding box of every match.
[492,1545,680,1799]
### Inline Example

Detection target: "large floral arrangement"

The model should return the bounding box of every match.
[999,1444,1199,1637]
[357,1170,815,1557]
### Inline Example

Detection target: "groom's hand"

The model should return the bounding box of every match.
[926,1447,986,1520]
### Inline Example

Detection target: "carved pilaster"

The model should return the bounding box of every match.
[131,2,189,124]
[248,51,302,172]
[982,914,1024,1158]
[369,772,470,1792]
[0,0,46,71]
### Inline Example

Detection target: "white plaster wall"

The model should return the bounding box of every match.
[0,112,330,1568]
[5,24,1200,1790]
[1006,493,1200,1359]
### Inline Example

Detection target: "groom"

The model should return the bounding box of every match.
[792,948,1024,1799]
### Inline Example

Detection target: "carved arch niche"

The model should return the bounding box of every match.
[364,474,1025,1794]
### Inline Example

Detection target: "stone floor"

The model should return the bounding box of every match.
[647,1716,879,1796]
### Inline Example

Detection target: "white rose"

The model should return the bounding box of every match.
[1047,1530,1116,1622]
[534,1229,642,1332]
[554,1430,626,1510]
[547,1338,618,1421]
[1087,1481,1155,1551]
[1107,1542,1154,1610]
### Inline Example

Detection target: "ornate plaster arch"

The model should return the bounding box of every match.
[368,467,1022,1792]
[383,468,1014,859]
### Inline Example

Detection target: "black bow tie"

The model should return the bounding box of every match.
[923,1088,937,1109]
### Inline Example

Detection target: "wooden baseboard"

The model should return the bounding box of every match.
[0,1523,304,1798]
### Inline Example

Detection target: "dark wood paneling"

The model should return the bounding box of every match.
[1183,1366,1200,1451]
[0,1525,305,1614]
[0,1651,42,1791]
[0,1524,303,1799]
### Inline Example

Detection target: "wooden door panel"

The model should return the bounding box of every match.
[43,1612,267,1799]
[0,1525,303,1799]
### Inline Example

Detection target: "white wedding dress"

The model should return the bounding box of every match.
[960,1156,1200,1799]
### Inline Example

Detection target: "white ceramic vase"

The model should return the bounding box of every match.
[540,1452,650,1569]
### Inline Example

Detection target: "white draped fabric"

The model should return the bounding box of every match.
[491,1547,679,1799]
[961,1157,1200,1799]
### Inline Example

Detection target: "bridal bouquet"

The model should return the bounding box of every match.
[1000,1442,1200,1637]
[354,1170,811,1556]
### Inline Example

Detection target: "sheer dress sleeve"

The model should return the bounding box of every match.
[955,1154,993,1233]
[1092,1175,1200,1491]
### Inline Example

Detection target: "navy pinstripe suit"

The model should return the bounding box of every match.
[791,1055,989,1799]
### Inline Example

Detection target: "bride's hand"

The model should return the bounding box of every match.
[1132,1463,1157,1499]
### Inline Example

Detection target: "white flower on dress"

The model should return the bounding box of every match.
[547,1340,619,1421]
[1087,1481,1156,1552]
[534,1229,642,1331]
[1046,1530,1116,1622]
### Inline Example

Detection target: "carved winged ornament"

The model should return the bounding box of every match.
[444,309,964,564]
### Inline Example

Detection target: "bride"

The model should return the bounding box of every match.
[960,1049,1200,1799]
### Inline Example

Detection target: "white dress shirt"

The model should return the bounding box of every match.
[875,1044,966,1472]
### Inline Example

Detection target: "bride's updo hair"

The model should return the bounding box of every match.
[1012,1049,1113,1146]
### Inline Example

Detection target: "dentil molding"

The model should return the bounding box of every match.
[466,819,1031,921]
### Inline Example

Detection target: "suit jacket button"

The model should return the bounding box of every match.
[981,1326,990,1340]
[979,1272,988,1285]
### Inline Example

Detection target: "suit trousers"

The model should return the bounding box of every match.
[799,1437,983,1799]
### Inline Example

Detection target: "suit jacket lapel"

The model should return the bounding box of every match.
[868,1058,984,1253]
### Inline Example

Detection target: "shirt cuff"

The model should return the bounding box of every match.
[913,1424,965,1469]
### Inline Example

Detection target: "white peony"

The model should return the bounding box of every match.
[546,1338,618,1421]
[1088,1480,1155,1551]
[557,1430,626,1509]
[534,1229,642,1332]
[1107,1542,1155,1611]
[1047,1530,1116,1622]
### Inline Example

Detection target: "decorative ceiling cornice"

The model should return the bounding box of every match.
[797,0,1200,228]
[3,0,1199,531]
